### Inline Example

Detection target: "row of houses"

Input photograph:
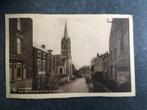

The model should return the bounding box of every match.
[9,18,73,93]
[79,66,91,83]
[91,52,109,81]
[90,18,131,91]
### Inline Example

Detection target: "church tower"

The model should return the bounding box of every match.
[61,22,71,59]
[60,21,73,81]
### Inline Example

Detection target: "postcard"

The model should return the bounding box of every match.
[5,14,135,99]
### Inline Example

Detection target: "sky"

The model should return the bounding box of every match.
[31,15,112,68]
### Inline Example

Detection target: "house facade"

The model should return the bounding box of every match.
[9,18,33,92]
[109,18,130,89]
[33,44,48,90]
[91,52,109,81]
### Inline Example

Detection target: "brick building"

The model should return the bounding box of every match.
[46,49,53,75]
[9,18,33,92]
[33,44,48,90]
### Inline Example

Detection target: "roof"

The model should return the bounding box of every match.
[63,20,70,39]
[33,42,48,53]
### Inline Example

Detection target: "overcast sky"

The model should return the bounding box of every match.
[30,15,112,68]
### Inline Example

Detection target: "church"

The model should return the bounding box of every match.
[57,21,73,82]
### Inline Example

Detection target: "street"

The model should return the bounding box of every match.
[57,78,89,93]
[55,77,111,93]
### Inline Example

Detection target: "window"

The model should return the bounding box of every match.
[17,63,22,79]
[110,65,113,77]
[23,64,26,79]
[17,18,21,31]
[91,65,94,72]
[110,50,113,60]
[42,60,46,72]
[48,54,50,59]
[14,64,17,80]
[37,78,41,89]
[114,48,117,60]
[60,68,63,74]
[115,65,117,74]
[37,59,41,72]
[10,63,14,81]
[43,53,46,59]
[38,51,41,57]
[62,44,65,49]
[17,38,22,54]
[120,34,124,52]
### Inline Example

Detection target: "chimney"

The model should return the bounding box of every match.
[41,44,45,49]
[48,49,53,53]
[97,53,99,57]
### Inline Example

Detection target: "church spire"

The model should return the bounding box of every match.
[64,20,68,38]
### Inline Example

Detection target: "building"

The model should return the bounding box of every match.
[79,66,90,77]
[91,53,109,73]
[46,49,53,75]
[9,18,74,92]
[109,18,130,89]
[91,54,104,73]
[91,52,109,81]
[102,52,109,80]
[33,43,63,90]
[33,44,48,90]
[9,18,33,92]
[52,54,62,75]
[79,66,91,83]
[60,22,73,81]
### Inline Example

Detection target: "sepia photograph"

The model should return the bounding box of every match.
[5,14,135,99]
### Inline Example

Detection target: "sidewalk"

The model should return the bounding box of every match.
[100,80,131,92]
[88,80,111,92]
